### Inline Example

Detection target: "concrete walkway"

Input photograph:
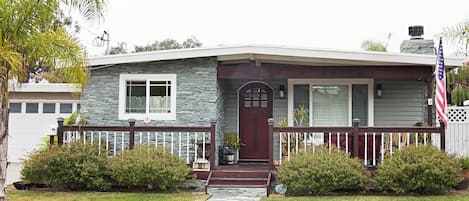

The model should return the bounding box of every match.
[207,196,262,201]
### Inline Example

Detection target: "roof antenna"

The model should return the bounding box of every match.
[93,31,110,55]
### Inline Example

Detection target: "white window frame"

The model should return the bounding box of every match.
[288,78,374,126]
[119,74,177,120]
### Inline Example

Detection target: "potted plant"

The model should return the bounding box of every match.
[219,132,244,165]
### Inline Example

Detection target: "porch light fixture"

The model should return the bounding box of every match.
[279,85,285,99]
[376,84,383,97]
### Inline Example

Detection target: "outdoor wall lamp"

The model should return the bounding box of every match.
[376,84,383,97]
[279,85,285,99]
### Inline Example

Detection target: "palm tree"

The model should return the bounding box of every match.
[361,33,391,52]
[0,0,106,198]
[442,20,469,56]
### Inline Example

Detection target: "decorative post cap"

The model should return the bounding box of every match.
[352,118,360,124]
[128,118,136,124]
[57,117,64,122]
[210,119,217,124]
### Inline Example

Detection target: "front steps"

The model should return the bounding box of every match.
[205,169,271,198]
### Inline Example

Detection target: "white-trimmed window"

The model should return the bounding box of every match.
[288,79,374,127]
[119,74,177,120]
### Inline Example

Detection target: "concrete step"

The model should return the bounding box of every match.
[207,186,267,198]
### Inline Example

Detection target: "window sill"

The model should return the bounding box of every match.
[118,113,176,121]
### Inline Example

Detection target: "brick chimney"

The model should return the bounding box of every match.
[400,25,435,55]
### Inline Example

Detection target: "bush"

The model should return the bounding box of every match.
[276,146,369,194]
[375,145,462,194]
[21,143,112,191]
[459,157,469,170]
[109,145,190,190]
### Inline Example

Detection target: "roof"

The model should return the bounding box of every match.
[88,44,465,67]
[8,83,81,93]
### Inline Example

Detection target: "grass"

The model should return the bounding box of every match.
[264,194,469,201]
[8,190,208,201]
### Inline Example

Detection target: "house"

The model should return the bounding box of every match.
[73,30,464,195]
[7,83,81,184]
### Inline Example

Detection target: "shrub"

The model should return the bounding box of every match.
[276,146,369,194]
[375,145,462,194]
[459,157,469,170]
[21,143,112,191]
[109,145,190,190]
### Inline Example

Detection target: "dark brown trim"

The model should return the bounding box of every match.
[57,117,64,146]
[268,118,274,170]
[217,63,433,79]
[426,77,433,126]
[210,121,216,170]
[129,119,136,149]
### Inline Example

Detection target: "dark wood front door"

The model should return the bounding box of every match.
[239,82,273,160]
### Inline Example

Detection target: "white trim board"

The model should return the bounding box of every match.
[88,45,464,67]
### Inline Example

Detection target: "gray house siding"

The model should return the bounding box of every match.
[81,57,219,126]
[374,79,426,126]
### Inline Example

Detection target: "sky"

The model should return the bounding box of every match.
[76,0,469,57]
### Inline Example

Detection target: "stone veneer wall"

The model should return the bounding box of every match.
[82,57,218,126]
[400,39,435,55]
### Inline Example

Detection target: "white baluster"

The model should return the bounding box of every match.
[163,132,166,149]
[179,132,182,158]
[91,131,94,144]
[186,132,190,164]
[415,132,418,147]
[279,132,283,165]
[155,132,158,148]
[364,132,368,166]
[303,132,307,152]
[337,132,340,150]
[98,131,102,155]
[407,133,410,146]
[312,133,316,153]
[345,132,349,154]
[171,132,174,155]
[202,132,206,160]
[121,132,124,152]
[381,133,385,163]
[328,132,332,154]
[113,132,117,156]
[83,131,86,144]
[398,133,402,150]
[147,132,150,146]
[106,132,109,155]
[390,133,393,157]
[195,132,198,161]
[373,132,376,166]
[139,132,142,145]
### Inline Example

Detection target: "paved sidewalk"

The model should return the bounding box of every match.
[207,196,263,201]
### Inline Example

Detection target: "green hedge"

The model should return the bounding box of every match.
[375,145,462,194]
[21,143,112,191]
[277,146,369,194]
[109,145,191,190]
[21,144,191,191]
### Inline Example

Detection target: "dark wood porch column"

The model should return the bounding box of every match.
[210,120,216,170]
[352,118,360,158]
[57,117,64,146]
[268,118,274,170]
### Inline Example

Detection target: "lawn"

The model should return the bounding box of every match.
[264,194,469,201]
[8,190,208,201]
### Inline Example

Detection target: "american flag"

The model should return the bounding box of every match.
[435,38,447,126]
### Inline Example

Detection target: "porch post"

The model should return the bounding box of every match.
[352,118,360,158]
[210,120,217,170]
[128,118,136,149]
[57,117,64,146]
[49,135,55,146]
[268,118,274,170]
[439,120,446,151]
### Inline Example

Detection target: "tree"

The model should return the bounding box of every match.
[361,33,391,52]
[0,0,106,199]
[109,42,128,55]
[447,65,469,105]
[442,20,469,56]
[110,37,202,54]
[361,40,387,52]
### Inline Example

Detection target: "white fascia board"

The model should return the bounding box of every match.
[87,45,465,67]
[8,83,81,93]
